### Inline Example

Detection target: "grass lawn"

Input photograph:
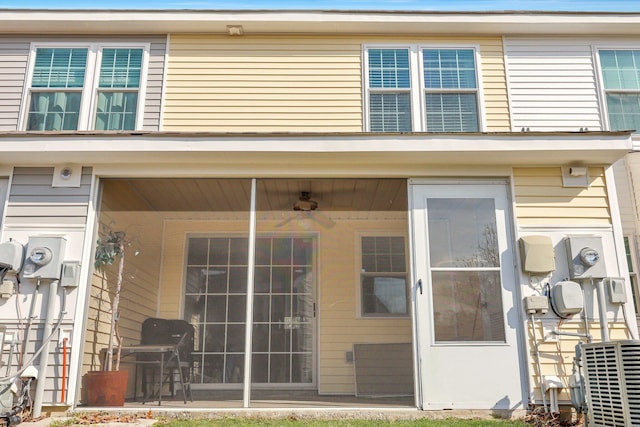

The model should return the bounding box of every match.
[154,418,530,427]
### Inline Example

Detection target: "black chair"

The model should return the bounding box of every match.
[138,318,194,403]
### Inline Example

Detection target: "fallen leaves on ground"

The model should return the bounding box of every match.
[71,412,140,424]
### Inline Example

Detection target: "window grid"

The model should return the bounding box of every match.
[599,50,640,132]
[24,45,144,131]
[367,48,412,132]
[185,236,314,386]
[423,48,479,133]
[365,46,481,133]
[360,236,409,317]
[185,237,248,384]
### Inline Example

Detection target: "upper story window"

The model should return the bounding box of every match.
[365,46,481,133]
[23,44,147,131]
[599,49,640,132]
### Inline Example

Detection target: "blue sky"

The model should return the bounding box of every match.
[0,0,638,11]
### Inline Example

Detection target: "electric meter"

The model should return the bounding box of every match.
[565,236,607,279]
[29,247,52,266]
[579,247,600,267]
[21,237,66,280]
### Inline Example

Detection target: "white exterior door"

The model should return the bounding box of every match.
[410,181,525,410]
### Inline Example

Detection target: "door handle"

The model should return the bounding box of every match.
[417,279,423,295]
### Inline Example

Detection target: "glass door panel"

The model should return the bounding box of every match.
[251,236,314,385]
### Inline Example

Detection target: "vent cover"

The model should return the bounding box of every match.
[582,341,640,427]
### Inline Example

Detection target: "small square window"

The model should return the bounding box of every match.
[360,235,408,317]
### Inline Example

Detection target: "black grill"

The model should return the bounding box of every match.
[140,318,194,364]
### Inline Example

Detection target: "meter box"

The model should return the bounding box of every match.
[564,236,607,279]
[519,235,556,273]
[22,236,66,280]
[551,280,584,316]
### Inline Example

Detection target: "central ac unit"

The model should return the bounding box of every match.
[582,340,640,427]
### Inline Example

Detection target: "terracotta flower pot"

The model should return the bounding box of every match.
[85,370,129,406]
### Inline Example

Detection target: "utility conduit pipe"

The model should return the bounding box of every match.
[529,313,548,413]
[595,279,610,342]
[61,338,67,403]
[32,279,59,419]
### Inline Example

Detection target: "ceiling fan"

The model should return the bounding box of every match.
[293,191,318,211]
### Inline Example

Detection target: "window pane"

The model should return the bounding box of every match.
[369,93,412,132]
[368,48,410,89]
[432,271,505,342]
[94,92,138,131]
[32,48,87,88]
[600,50,640,90]
[99,48,143,89]
[606,93,640,132]
[427,198,499,268]
[27,92,81,131]
[362,275,408,314]
[424,49,477,89]
[425,93,478,132]
[361,235,408,316]
[187,238,208,265]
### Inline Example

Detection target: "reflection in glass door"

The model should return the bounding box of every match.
[253,237,314,385]
[184,235,314,387]
[184,237,249,385]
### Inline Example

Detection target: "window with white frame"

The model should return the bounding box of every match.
[24,45,145,131]
[360,235,408,317]
[599,49,640,132]
[365,46,480,132]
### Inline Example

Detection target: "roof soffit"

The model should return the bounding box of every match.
[3,10,640,35]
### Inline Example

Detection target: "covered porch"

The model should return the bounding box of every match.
[81,177,415,408]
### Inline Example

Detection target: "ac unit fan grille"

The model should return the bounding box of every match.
[583,341,640,427]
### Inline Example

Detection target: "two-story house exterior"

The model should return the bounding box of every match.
[0,9,639,418]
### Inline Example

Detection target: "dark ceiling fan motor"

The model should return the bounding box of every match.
[293,191,318,211]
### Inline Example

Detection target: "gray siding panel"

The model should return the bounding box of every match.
[0,36,166,132]
[1,322,77,404]
[0,40,29,131]
[6,166,93,226]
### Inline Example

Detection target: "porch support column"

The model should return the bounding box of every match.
[242,178,257,408]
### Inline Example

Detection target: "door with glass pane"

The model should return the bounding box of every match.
[184,235,315,387]
[410,182,524,410]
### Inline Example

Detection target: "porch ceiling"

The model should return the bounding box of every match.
[103,178,408,212]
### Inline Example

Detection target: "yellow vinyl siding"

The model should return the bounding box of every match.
[159,212,411,394]
[528,320,632,402]
[82,182,163,379]
[164,35,510,132]
[513,167,611,227]
[165,36,362,132]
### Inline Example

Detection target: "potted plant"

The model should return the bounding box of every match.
[85,230,131,406]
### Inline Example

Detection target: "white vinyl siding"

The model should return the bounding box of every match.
[504,38,603,131]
